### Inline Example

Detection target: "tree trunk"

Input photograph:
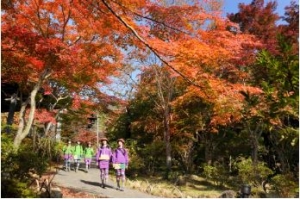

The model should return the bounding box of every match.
[163,108,172,180]
[13,84,39,150]
[180,139,194,173]
[13,98,27,149]
[32,123,37,150]
[153,65,174,180]
[205,143,213,166]
[246,121,263,166]
[204,133,214,166]
[251,136,259,166]
[13,69,50,150]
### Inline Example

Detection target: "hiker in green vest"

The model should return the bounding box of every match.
[73,141,84,172]
[84,142,94,173]
[62,140,73,171]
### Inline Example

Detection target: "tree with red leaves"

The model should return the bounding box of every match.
[227,0,279,53]
[2,0,260,150]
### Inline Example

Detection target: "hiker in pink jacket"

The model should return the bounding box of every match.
[96,137,112,189]
[112,138,129,191]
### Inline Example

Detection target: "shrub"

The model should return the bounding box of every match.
[272,173,298,197]
[236,157,272,186]
[203,163,228,186]
[137,140,165,175]
[1,134,49,198]
[203,164,217,180]
[121,139,146,176]
[1,179,36,198]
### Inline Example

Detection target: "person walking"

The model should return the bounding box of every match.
[62,140,73,171]
[73,141,84,172]
[96,137,112,189]
[84,142,94,173]
[112,138,129,191]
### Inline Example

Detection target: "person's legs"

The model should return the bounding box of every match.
[64,155,71,171]
[74,158,80,172]
[66,158,71,171]
[64,158,68,171]
[100,168,106,188]
[87,159,91,169]
[103,168,109,188]
[119,168,126,191]
[116,169,121,190]
[77,159,80,170]
[85,159,91,172]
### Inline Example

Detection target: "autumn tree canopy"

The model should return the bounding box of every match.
[2,0,261,149]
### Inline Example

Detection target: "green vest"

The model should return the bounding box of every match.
[63,145,73,154]
[73,145,83,156]
[84,147,94,158]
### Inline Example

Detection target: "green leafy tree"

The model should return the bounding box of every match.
[254,35,299,173]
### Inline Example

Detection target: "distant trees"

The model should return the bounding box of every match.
[107,0,298,197]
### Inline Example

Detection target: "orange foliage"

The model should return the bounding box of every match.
[2,0,264,133]
[34,109,57,124]
[73,130,97,144]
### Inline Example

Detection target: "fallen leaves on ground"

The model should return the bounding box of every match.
[58,186,107,198]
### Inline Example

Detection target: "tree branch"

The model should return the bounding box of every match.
[100,0,205,91]
[110,0,193,36]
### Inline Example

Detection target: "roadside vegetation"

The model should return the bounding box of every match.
[1,0,299,198]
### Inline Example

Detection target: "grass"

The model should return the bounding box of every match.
[110,174,227,198]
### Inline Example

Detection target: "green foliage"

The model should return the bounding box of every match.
[203,163,228,186]
[269,127,299,170]
[256,35,299,115]
[53,140,65,162]
[124,139,165,176]
[1,134,49,198]
[1,134,48,180]
[236,33,299,181]
[139,140,165,174]
[37,137,64,162]
[203,164,217,180]
[123,139,145,176]
[1,179,36,198]
[271,172,299,197]
[235,157,272,186]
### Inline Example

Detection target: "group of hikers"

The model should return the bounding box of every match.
[62,137,129,191]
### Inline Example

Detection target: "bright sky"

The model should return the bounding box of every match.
[222,0,294,18]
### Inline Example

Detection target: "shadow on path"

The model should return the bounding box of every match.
[80,180,115,189]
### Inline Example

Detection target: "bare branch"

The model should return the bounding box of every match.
[110,0,193,36]
[100,0,205,91]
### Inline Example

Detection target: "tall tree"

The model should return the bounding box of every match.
[2,0,262,150]
[152,64,175,179]
[255,35,299,173]
[1,0,124,149]
[227,0,279,53]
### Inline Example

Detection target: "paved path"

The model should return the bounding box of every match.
[53,164,156,198]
